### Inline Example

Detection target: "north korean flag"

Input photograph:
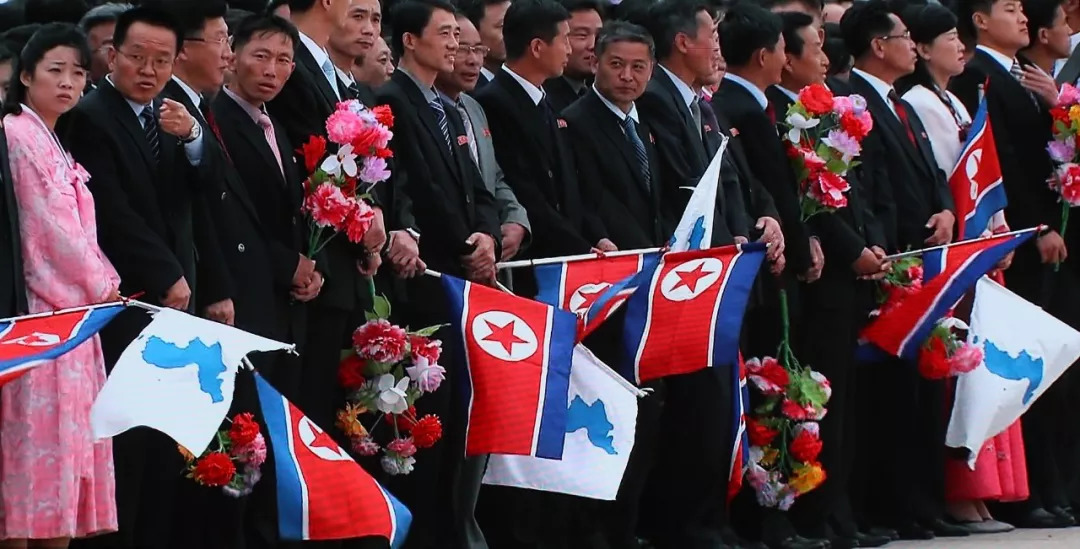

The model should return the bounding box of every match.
[621,243,767,384]
[533,252,661,339]
[861,230,1035,359]
[254,374,411,545]
[949,99,1006,240]
[442,275,578,459]
[0,304,125,386]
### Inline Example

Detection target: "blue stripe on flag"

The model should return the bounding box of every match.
[711,243,767,368]
[533,263,566,307]
[383,486,412,549]
[534,308,578,459]
[254,374,306,541]
[582,253,661,330]
[0,304,124,372]
[618,265,661,383]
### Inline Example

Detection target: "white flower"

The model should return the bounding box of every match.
[785,112,820,143]
[376,373,410,414]
[406,356,446,393]
[319,143,358,178]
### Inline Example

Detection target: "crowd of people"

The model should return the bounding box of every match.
[1,0,1079,548]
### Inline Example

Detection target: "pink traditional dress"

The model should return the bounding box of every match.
[0,106,120,539]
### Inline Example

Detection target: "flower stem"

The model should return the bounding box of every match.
[1057,204,1069,273]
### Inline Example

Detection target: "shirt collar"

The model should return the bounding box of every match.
[105,73,151,117]
[297,30,331,71]
[397,66,438,103]
[502,65,545,105]
[171,75,202,110]
[976,45,1015,73]
[723,73,768,110]
[774,85,798,101]
[592,84,638,123]
[223,86,265,123]
[335,66,355,86]
[851,67,894,105]
[659,64,697,108]
[480,66,496,81]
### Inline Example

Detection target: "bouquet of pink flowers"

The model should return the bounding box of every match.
[297,100,395,256]
[335,296,445,475]
[178,413,267,497]
[917,316,983,379]
[1046,84,1080,264]
[781,83,873,220]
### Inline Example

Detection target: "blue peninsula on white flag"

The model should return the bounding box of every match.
[482,345,642,500]
[946,277,1080,465]
[90,308,293,455]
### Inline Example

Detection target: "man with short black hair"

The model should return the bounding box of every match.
[377,1,502,545]
[78,2,133,89]
[544,0,604,111]
[460,0,511,87]
[328,0,383,100]
[768,10,829,110]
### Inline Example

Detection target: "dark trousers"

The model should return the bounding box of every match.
[603,380,665,549]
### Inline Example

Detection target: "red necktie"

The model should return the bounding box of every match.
[888,90,917,145]
[766,102,776,125]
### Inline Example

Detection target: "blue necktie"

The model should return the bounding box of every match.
[321,58,340,99]
[622,116,650,188]
[429,96,452,150]
[140,105,160,163]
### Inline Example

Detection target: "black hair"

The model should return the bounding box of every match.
[559,0,604,16]
[719,2,783,67]
[0,24,43,56]
[113,6,184,54]
[231,13,299,54]
[23,0,91,25]
[503,0,571,60]
[780,10,815,56]
[0,45,12,65]
[594,19,654,58]
[0,3,24,35]
[390,0,458,57]
[2,23,92,116]
[458,0,511,30]
[839,0,897,59]
[628,0,710,61]
[1022,0,1066,47]
[894,4,957,94]
[78,3,133,34]
[952,0,996,46]
[822,20,852,75]
[226,9,256,35]
[142,0,226,39]
[287,0,317,12]
[757,0,824,13]
[266,0,291,14]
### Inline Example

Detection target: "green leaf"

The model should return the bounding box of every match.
[364,310,378,322]
[372,295,392,319]
[412,323,447,337]
[825,158,848,174]
[340,349,355,361]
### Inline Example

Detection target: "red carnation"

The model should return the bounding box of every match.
[798,83,835,116]
[303,183,353,230]
[813,171,850,208]
[344,200,376,243]
[352,319,408,363]
[409,334,442,364]
[298,135,327,173]
[411,414,443,448]
[229,413,260,447]
[747,418,780,447]
[782,399,812,420]
[372,105,395,128]
[918,336,951,379]
[759,359,790,390]
[192,452,236,487]
[789,428,823,462]
[1052,106,1071,125]
[839,111,870,140]
[338,354,367,390]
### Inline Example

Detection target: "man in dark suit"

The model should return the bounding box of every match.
[377,1,502,545]
[543,0,603,112]
[328,0,381,100]
[767,11,828,116]
[60,7,202,548]
[0,125,24,319]
[460,0,511,89]
[952,0,1080,529]
[475,0,614,265]
[269,0,389,443]
[840,2,962,540]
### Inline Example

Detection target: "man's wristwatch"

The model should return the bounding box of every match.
[181,118,202,144]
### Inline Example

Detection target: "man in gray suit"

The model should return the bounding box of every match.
[433,12,531,549]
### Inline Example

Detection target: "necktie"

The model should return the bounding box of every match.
[200,98,230,161]
[140,105,160,164]
[321,58,340,99]
[622,116,650,188]
[429,96,453,150]
[690,97,704,139]
[887,89,917,145]
[455,100,479,167]
[257,112,285,178]
[766,102,777,125]
[1010,59,1024,81]
[699,99,720,140]
[348,82,360,100]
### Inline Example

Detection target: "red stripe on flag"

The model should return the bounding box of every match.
[562,255,643,314]
[0,311,87,362]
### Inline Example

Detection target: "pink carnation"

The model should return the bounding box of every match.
[831,95,853,115]
[235,433,267,467]
[409,334,442,364]
[303,183,352,229]
[812,171,850,208]
[948,342,984,375]
[352,436,380,456]
[343,199,376,243]
[387,437,417,458]
[1053,164,1080,206]
[326,108,367,146]
[359,156,391,185]
[1058,83,1080,107]
[353,319,408,363]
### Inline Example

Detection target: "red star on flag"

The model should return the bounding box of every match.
[482,319,527,354]
[575,285,607,312]
[306,419,339,451]
[671,263,714,293]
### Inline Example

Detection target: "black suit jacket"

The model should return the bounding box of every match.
[637,66,748,245]
[60,81,200,360]
[473,69,604,257]
[543,76,585,115]
[849,71,953,252]
[563,90,671,248]
[0,126,26,317]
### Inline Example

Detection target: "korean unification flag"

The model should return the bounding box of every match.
[946,277,1080,465]
[482,345,641,500]
[91,308,294,455]
[669,137,729,252]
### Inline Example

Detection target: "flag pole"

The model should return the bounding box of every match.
[496,247,663,270]
[882,226,1042,262]
[0,296,166,324]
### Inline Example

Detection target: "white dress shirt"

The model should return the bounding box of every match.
[502,65,545,105]
[298,30,341,100]
[723,73,768,109]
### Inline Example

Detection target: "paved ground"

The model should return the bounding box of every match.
[891,528,1080,547]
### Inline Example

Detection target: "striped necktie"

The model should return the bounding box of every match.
[140,105,160,163]
[429,96,452,150]
[622,115,650,188]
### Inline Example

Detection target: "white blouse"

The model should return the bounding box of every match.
[902,84,972,176]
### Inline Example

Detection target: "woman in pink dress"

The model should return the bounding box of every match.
[0,23,120,547]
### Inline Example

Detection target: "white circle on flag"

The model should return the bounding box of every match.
[0,332,61,346]
[965,149,982,200]
[568,282,611,314]
[297,417,352,461]
[471,311,538,362]
[660,257,725,301]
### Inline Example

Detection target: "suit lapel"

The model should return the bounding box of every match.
[216,93,287,188]
[100,84,157,169]
[652,68,708,165]
[851,73,930,176]
[494,70,554,165]
[586,92,647,195]
[392,71,460,181]
[295,46,339,110]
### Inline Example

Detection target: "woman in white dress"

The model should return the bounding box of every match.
[897,4,1026,534]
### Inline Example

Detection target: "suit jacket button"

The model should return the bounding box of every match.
[465,195,471,204]
[238,243,245,253]
[292,217,297,225]
[547,169,553,179]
